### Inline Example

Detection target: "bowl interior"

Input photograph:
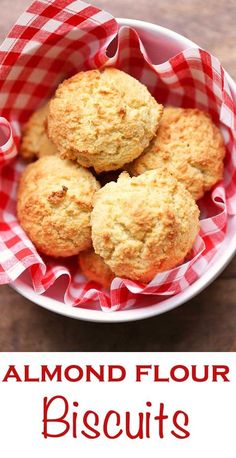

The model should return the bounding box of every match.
[11,18,236,323]
[117,18,197,63]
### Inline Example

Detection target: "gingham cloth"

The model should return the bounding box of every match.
[0,0,235,311]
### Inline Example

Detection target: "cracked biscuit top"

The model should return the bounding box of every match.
[126,107,225,200]
[91,170,200,283]
[20,103,58,161]
[47,68,163,173]
[17,156,100,257]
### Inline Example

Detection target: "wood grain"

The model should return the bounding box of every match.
[1,0,236,351]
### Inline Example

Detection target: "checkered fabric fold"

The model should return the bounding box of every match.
[0,0,235,311]
[0,117,17,166]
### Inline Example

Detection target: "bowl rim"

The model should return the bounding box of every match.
[117,17,198,50]
[10,18,236,323]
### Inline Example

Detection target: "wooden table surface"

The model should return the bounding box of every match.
[1,0,236,351]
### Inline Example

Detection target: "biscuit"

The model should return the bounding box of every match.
[91,171,200,283]
[47,68,163,173]
[79,248,114,289]
[126,107,225,200]
[17,156,100,257]
[20,104,58,161]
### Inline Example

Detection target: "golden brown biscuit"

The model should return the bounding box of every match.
[47,68,163,173]
[126,107,225,200]
[17,156,100,257]
[79,248,114,289]
[20,104,58,161]
[91,171,200,283]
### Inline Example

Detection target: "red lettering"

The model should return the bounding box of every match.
[41,365,62,382]
[136,365,152,382]
[82,411,100,439]
[170,366,189,382]
[64,365,83,382]
[24,365,40,382]
[72,401,79,438]
[171,411,190,439]
[154,366,169,382]
[145,402,152,438]
[108,365,126,382]
[86,365,104,382]
[154,403,168,438]
[191,365,209,382]
[42,395,70,438]
[2,365,21,382]
[212,365,230,382]
[125,412,144,439]
[103,411,122,439]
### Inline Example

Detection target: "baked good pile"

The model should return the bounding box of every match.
[17,67,225,288]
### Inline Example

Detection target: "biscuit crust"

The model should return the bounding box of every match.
[91,171,200,283]
[79,248,114,289]
[17,156,100,257]
[47,68,163,173]
[126,107,225,200]
[20,104,58,161]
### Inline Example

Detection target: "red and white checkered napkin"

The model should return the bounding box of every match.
[0,0,235,311]
[0,118,17,166]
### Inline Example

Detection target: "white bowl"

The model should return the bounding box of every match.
[12,18,236,322]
